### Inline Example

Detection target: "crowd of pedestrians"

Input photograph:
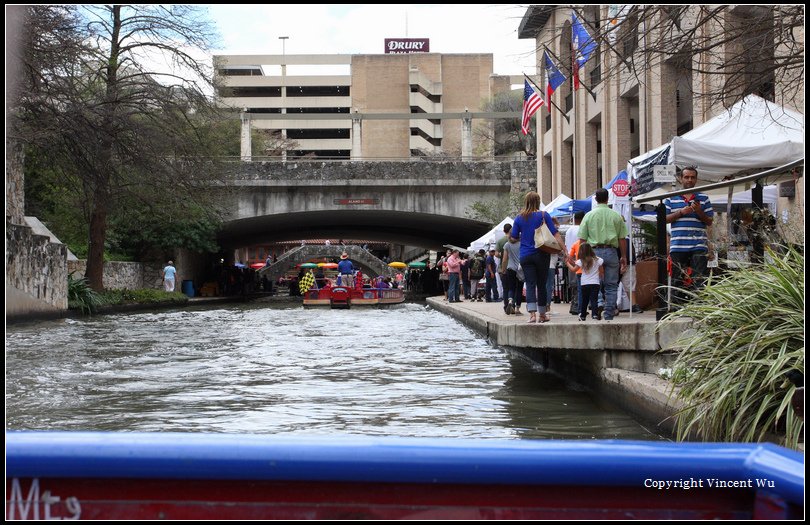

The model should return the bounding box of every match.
[427,186,696,321]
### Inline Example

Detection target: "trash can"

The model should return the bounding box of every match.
[182,279,195,298]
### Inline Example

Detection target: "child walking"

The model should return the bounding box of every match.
[566,242,604,321]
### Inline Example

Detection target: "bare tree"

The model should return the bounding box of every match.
[474,91,536,158]
[14,5,225,290]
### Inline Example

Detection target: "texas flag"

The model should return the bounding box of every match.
[543,51,566,111]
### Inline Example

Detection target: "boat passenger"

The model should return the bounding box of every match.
[338,252,355,287]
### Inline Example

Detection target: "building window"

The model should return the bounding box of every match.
[287,129,350,140]
[677,120,693,136]
[286,107,350,113]
[590,64,601,86]
[409,127,442,146]
[287,86,350,97]
[218,68,262,76]
[289,150,350,159]
[219,86,281,97]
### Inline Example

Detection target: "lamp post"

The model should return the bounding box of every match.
[279,36,289,161]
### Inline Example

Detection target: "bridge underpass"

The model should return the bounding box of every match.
[216,159,534,253]
[216,209,492,251]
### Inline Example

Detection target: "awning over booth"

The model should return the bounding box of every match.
[467,217,513,252]
[628,94,804,197]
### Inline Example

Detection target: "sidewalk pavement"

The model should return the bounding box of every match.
[431,296,658,325]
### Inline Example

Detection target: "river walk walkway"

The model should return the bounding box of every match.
[426,296,685,437]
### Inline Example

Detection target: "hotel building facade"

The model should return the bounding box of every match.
[518,4,803,223]
[214,51,519,160]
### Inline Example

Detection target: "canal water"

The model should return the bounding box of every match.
[5,303,666,441]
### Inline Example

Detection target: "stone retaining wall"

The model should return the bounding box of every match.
[6,221,68,316]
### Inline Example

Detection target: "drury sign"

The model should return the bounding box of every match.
[385,38,430,54]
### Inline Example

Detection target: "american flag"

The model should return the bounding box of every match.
[521,80,545,135]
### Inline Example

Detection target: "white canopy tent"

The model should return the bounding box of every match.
[628,94,804,196]
[712,184,778,206]
[467,216,513,253]
[541,193,572,213]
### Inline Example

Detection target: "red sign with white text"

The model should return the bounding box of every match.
[384,38,430,54]
[612,179,630,197]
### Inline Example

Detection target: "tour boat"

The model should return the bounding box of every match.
[302,285,405,308]
[6,432,803,520]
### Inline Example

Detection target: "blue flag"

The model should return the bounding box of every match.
[571,11,597,90]
[543,51,566,111]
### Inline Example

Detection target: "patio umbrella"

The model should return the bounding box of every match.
[388,262,407,269]
[300,263,318,269]
[407,261,427,268]
[249,262,266,270]
[322,262,339,269]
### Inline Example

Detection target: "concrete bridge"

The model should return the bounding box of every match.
[216,160,534,250]
[260,244,395,282]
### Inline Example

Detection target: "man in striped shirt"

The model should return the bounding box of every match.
[665,166,714,304]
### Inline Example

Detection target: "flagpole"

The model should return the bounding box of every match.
[572,61,578,199]
[544,45,597,102]
[524,73,569,122]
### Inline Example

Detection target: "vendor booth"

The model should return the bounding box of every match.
[628,94,803,197]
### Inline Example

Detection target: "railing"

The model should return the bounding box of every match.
[634,159,804,319]
[209,156,535,163]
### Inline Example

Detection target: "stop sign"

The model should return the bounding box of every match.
[612,179,630,197]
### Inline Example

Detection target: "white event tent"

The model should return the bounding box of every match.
[628,94,804,197]
[540,193,572,213]
[467,216,514,253]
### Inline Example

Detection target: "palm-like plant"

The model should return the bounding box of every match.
[658,246,804,450]
[67,272,103,314]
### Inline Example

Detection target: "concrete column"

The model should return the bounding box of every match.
[540,154,552,201]
[561,140,573,197]
[461,111,473,160]
[649,61,679,147]
[240,110,252,162]
[583,122,599,193]
[351,112,362,160]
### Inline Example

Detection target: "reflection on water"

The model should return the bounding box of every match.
[5,303,664,440]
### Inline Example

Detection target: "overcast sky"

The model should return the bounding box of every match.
[204,4,538,76]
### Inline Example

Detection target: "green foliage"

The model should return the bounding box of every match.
[107,205,222,258]
[98,288,189,306]
[465,193,523,225]
[67,273,103,314]
[23,145,89,249]
[659,246,804,449]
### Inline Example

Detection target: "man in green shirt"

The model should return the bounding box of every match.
[578,188,628,321]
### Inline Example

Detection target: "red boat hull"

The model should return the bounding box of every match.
[7,477,782,520]
[6,433,804,520]
[303,286,405,308]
